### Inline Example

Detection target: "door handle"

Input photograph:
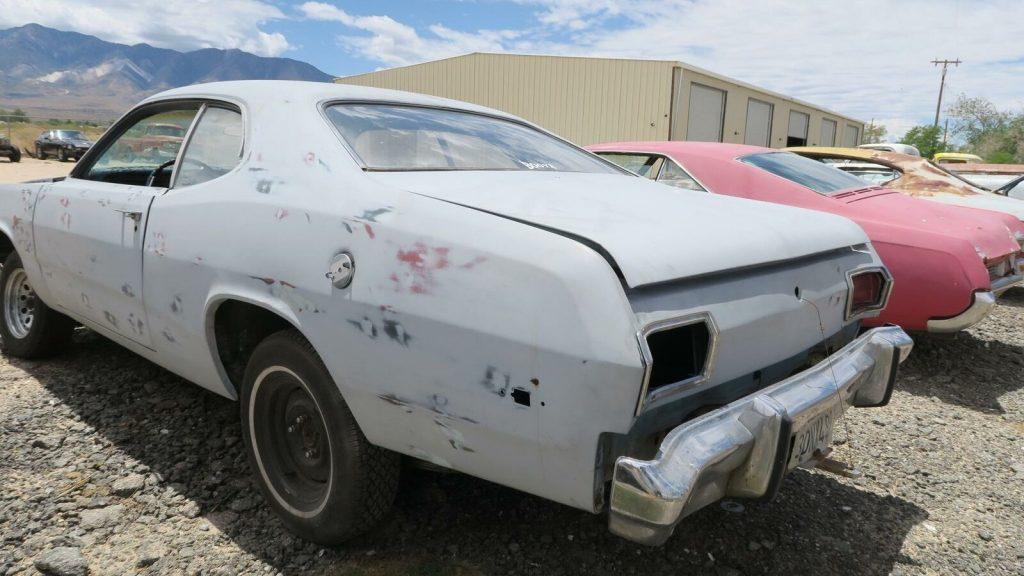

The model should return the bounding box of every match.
[114,209,143,223]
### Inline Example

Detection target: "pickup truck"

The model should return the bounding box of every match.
[0,81,911,546]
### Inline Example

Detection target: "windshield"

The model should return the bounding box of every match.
[56,130,85,140]
[740,152,870,194]
[325,104,620,174]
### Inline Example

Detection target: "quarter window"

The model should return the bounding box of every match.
[597,153,663,178]
[657,160,706,191]
[175,106,244,188]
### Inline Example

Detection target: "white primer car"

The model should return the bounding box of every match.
[0,81,911,546]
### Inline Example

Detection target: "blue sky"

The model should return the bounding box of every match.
[1,0,1021,139]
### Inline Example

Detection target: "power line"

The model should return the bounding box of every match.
[931,58,961,127]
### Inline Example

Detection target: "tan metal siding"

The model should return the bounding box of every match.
[338,54,864,149]
[674,67,863,148]
[339,53,676,145]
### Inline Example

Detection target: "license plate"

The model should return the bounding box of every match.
[788,407,838,469]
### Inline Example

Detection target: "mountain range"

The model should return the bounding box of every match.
[0,24,334,120]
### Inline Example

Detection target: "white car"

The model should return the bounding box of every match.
[0,81,911,546]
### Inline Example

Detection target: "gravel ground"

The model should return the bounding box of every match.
[1,294,1023,576]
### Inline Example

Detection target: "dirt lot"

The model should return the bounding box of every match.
[0,157,75,183]
[1,293,1023,575]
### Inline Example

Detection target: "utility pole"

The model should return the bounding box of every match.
[932,58,961,126]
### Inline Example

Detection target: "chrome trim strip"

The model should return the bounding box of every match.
[926,290,996,333]
[633,312,719,416]
[844,265,893,321]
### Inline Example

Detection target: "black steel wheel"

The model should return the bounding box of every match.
[241,329,399,544]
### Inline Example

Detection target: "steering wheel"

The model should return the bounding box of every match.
[144,157,215,187]
[145,159,176,187]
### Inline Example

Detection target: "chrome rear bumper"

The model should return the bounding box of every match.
[926,290,996,333]
[608,326,913,546]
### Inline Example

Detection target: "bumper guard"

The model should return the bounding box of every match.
[608,325,913,545]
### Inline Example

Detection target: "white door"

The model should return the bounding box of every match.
[686,83,726,142]
[820,118,837,146]
[787,111,809,146]
[32,104,200,348]
[843,124,861,147]
[744,99,773,147]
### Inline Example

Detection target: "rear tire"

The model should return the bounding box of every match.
[9,148,20,163]
[0,252,74,358]
[240,329,399,545]
[57,148,67,162]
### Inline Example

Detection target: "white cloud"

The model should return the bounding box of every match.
[300,1,520,68]
[0,0,291,56]
[307,0,1024,140]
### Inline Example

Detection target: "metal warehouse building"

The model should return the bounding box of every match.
[336,53,864,148]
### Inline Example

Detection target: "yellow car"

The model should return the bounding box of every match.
[934,152,983,164]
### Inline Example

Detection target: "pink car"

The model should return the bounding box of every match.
[588,142,1024,332]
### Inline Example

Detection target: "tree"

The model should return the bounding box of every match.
[946,94,1022,163]
[900,124,946,159]
[862,122,887,144]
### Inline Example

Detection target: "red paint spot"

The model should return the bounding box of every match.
[275,208,289,220]
[304,152,316,165]
[59,197,69,207]
[392,243,460,294]
[280,280,297,289]
[364,223,375,239]
[11,215,21,227]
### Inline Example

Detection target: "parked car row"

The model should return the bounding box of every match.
[2,81,1020,548]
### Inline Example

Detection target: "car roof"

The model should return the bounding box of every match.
[142,80,518,122]
[588,141,771,161]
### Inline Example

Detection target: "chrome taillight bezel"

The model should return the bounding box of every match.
[845,266,894,321]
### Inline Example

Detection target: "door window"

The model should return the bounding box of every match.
[174,106,244,187]
[657,160,706,191]
[80,106,200,187]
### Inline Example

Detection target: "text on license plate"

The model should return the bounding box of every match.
[788,407,839,469]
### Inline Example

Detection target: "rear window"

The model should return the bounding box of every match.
[325,104,620,174]
[740,152,870,194]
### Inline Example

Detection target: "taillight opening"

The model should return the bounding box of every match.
[636,314,718,414]
[646,322,711,389]
[847,269,890,320]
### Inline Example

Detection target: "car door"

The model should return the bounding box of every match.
[32,102,201,348]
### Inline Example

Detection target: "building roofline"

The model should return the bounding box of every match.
[336,52,863,124]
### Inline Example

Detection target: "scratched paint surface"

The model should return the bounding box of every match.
[0,81,884,514]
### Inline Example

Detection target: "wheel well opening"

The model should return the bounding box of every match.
[0,231,14,263]
[213,300,292,390]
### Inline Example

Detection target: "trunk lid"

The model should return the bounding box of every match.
[372,171,870,288]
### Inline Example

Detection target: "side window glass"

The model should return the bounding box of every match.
[83,108,199,186]
[175,107,244,188]
[658,160,706,191]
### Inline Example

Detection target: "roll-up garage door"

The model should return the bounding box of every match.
[843,124,860,147]
[686,83,726,142]
[787,111,809,146]
[744,98,773,147]
[820,118,837,146]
